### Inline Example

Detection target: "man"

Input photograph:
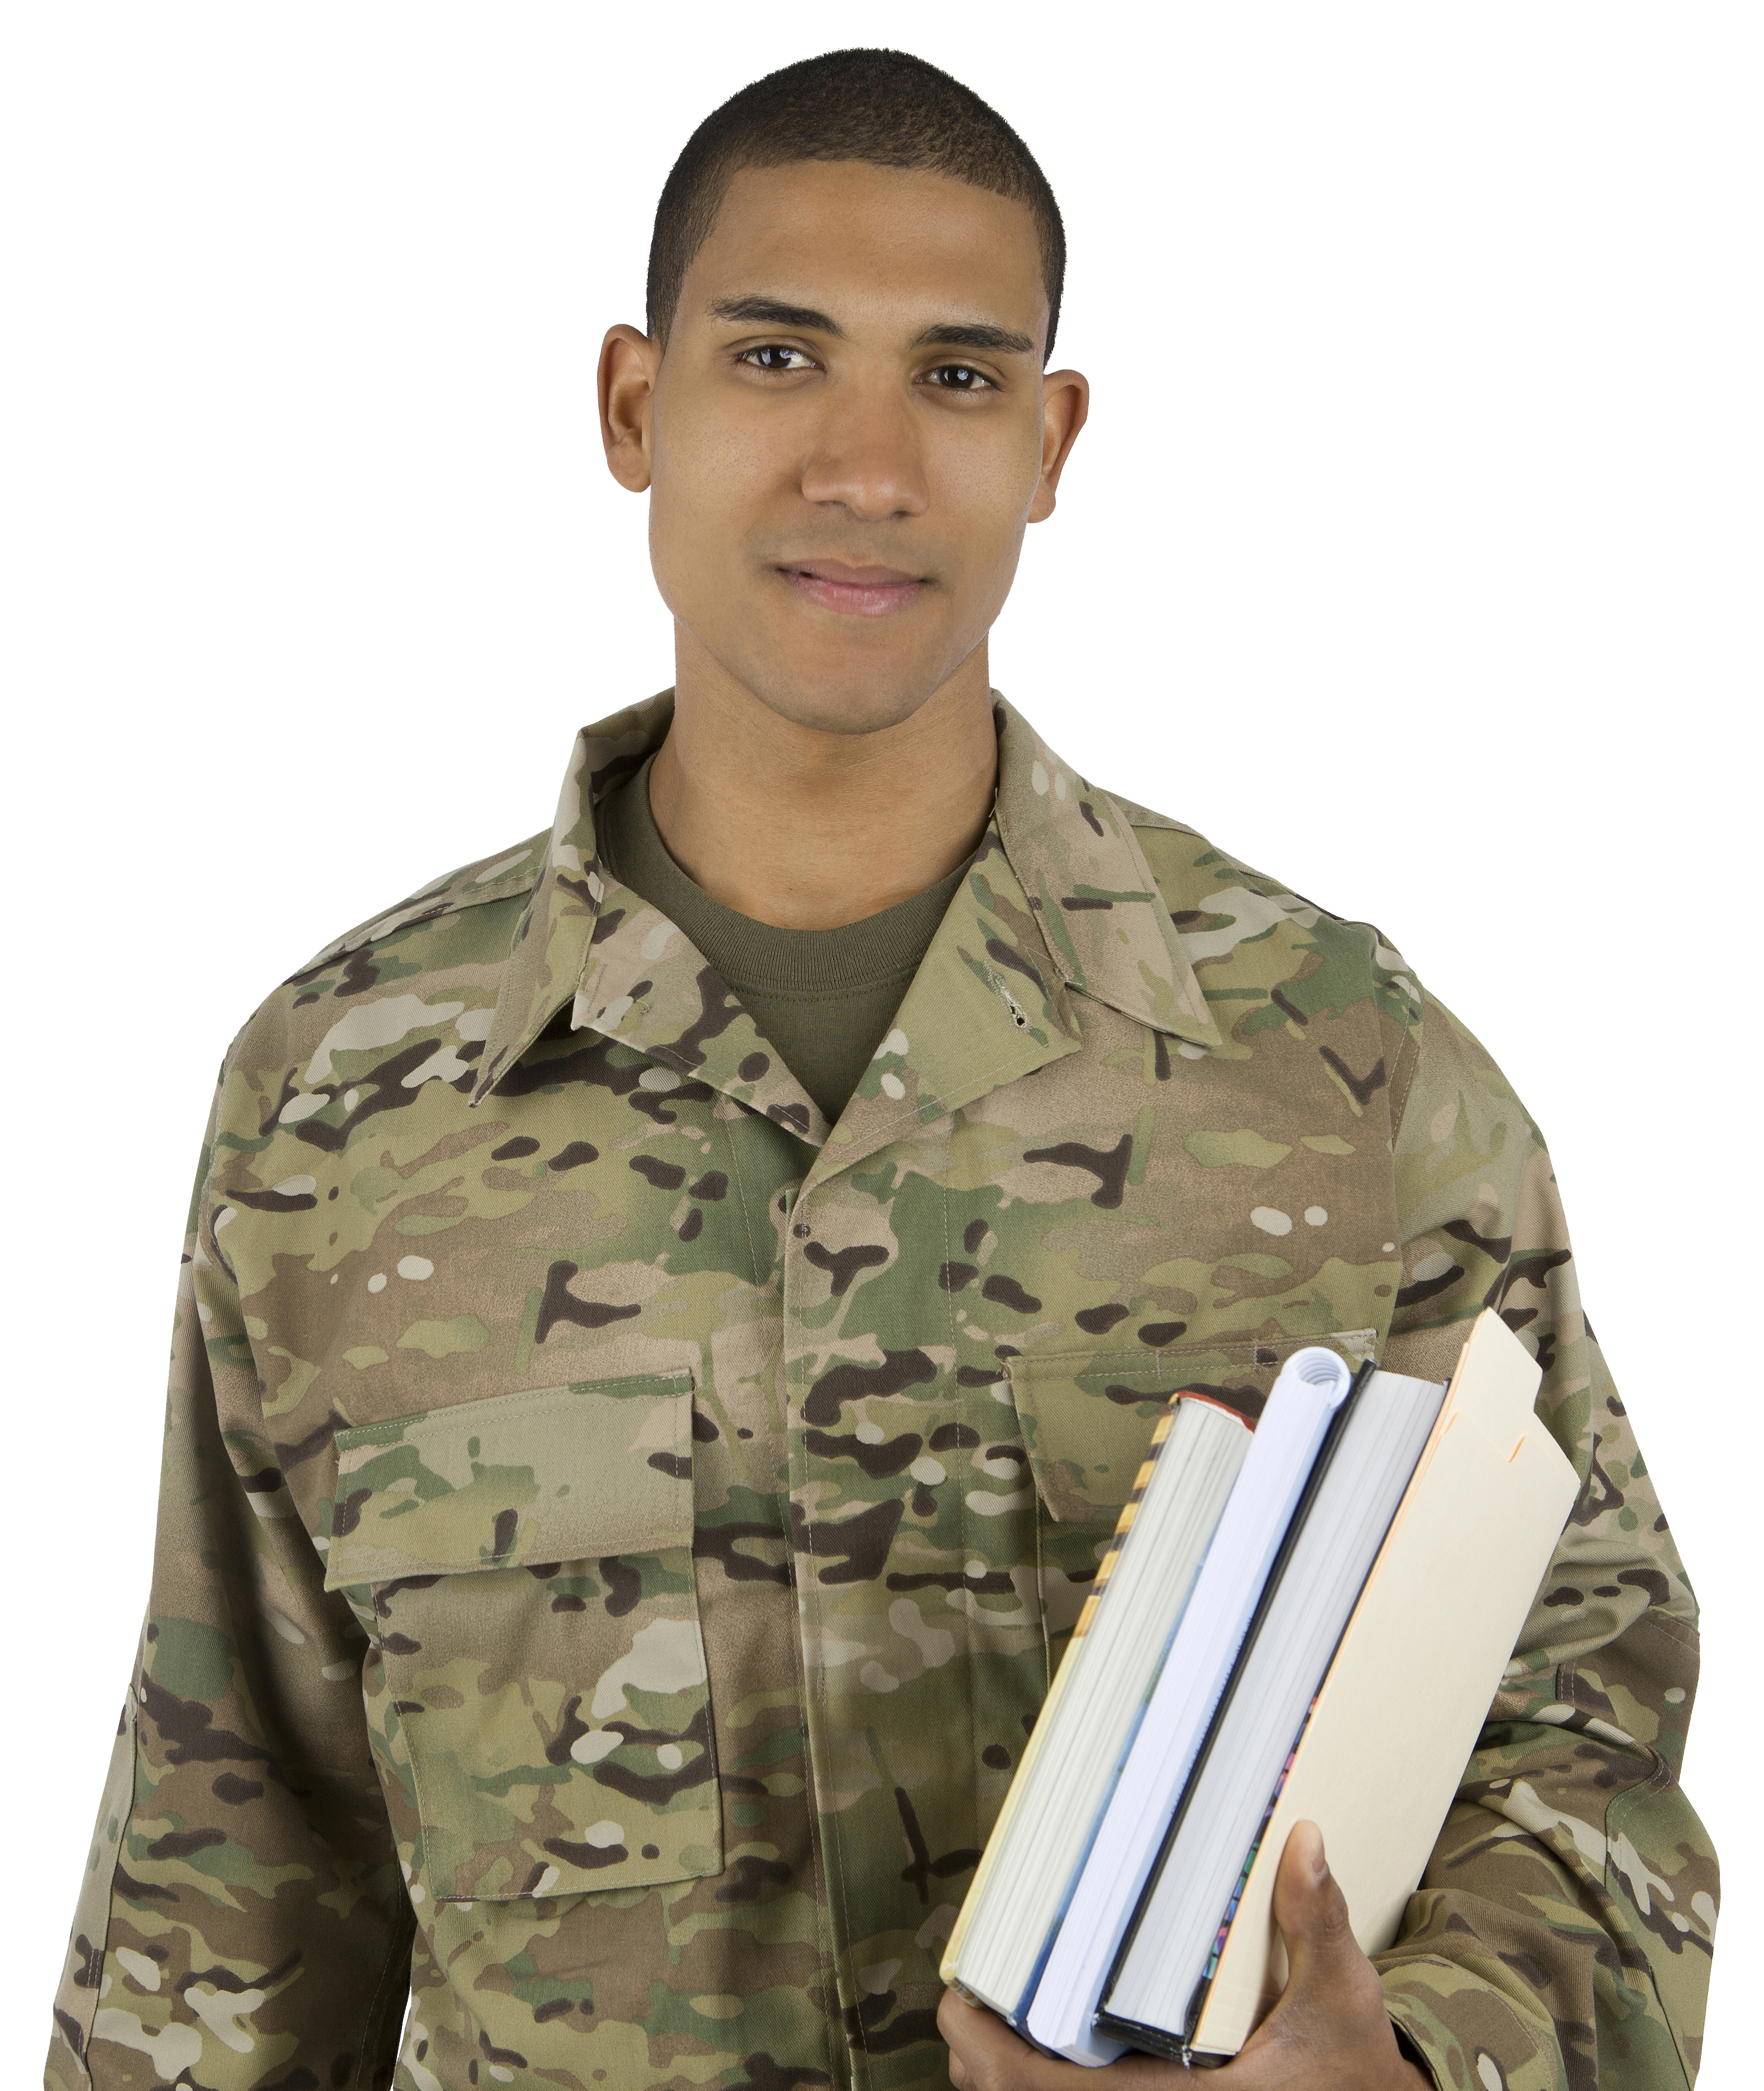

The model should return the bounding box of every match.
[46,46,1713,2091]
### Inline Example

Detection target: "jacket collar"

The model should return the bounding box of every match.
[988,698,1217,1046]
[472,691,1219,1138]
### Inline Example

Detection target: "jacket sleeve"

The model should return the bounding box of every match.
[45,1088,413,2089]
[1375,991,1716,2091]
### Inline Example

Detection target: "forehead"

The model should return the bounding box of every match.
[684,160,1047,333]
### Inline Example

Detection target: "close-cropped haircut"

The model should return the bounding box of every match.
[647,49,1066,360]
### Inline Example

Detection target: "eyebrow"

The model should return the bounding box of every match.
[707,295,1035,357]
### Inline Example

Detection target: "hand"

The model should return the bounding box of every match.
[938,1822,1430,2089]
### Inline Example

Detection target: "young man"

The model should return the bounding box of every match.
[46,47,1713,2091]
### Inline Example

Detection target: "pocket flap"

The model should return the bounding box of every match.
[1010,1331,1375,1520]
[323,1371,694,1588]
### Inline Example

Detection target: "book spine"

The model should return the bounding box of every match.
[1063,1400,1181,1648]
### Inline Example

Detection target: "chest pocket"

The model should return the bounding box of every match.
[323,1371,718,1902]
[1008,1331,1376,1656]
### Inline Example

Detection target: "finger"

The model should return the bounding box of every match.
[936,1986,1183,2089]
[939,1989,1054,2090]
[938,1987,1005,2090]
[1251,1820,1385,2061]
[1270,1820,1357,1985]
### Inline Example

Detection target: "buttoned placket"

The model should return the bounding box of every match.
[461,688,1221,2078]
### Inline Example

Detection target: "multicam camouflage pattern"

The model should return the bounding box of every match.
[326,1374,719,1905]
[47,693,1713,2090]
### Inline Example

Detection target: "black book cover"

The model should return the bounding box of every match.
[1091,1357,1377,2061]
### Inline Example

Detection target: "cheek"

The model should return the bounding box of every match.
[652,398,787,542]
[643,413,727,619]
[938,417,1044,534]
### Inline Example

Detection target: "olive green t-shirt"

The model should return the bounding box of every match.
[596,756,970,1124]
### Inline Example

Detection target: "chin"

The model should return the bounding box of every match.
[739,651,950,739]
[764,690,930,737]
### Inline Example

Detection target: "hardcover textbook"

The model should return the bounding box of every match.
[943,1310,1578,2066]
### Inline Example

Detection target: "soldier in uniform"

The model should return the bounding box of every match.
[47,46,1714,2091]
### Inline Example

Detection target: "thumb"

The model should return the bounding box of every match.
[1271,1820,1357,1990]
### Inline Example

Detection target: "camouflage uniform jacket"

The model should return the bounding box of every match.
[48,694,1714,2091]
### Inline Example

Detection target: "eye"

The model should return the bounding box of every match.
[736,342,816,373]
[924,364,996,392]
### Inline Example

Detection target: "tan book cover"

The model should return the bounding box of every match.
[1189,1310,1578,2056]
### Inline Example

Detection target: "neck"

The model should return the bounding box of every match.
[646,638,999,930]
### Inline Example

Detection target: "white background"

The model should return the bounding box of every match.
[10,0,1747,2057]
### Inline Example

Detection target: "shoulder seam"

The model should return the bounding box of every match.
[1098,785,1198,837]
[1113,799,1327,928]
[287,844,544,980]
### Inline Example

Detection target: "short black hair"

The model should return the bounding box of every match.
[647,49,1065,360]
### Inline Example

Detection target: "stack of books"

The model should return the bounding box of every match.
[942,1309,1577,2066]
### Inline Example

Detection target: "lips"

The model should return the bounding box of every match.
[790,561,919,586]
[779,560,926,618]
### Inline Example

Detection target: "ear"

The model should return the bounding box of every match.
[1028,367,1091,523]
[599,324,661,493]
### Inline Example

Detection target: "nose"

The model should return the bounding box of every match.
[797,376,930,523]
